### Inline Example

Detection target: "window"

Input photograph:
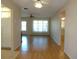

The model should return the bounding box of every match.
[1,5,11,18]
[21,21,27,31]
[33,20,48,32]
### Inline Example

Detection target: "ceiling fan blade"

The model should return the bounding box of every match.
[30,14,34,18]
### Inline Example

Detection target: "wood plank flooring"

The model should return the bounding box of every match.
[16,35,69,59]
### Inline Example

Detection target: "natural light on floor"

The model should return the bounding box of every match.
[21,36,28,53]
[32,36,48,50]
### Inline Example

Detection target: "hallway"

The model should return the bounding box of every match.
[1,0,77,59]
[16,35,69,59]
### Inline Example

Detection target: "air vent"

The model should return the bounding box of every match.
[24,8,28,10]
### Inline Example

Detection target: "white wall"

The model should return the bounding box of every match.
[12,5,21,50]
[2,0,21,50]
[50,0,77,58]
[50,16,61,45]
[64,0,77,59]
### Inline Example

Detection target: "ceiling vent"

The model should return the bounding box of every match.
[24,8,28,10]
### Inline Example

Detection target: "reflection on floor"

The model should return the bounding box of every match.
[21,36,28,53]
[32,36,48,51]
[16,35,69,59]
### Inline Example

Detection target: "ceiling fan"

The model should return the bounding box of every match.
[29,14,35,18]
[24,8,35,18]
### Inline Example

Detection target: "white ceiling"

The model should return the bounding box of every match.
[13,0,67,17]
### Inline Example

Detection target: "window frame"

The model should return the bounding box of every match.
[32,20,49,32]
[1,6,11,18]
[21,21,27,31]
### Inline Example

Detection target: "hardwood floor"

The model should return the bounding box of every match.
[16,35,69,59]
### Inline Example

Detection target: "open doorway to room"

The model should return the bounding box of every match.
[59,10,66,58]
[21,18,49,35]
[59,10,65,50]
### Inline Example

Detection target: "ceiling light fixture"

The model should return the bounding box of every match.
[61,17,65,21]
[34,1,43,8]
[33,0,48,8]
